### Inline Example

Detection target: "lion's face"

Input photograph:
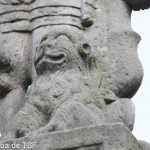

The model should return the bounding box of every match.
[34,34,91,75]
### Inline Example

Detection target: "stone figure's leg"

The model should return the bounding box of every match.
[34,99,107,135]
[3,99,46,139]
[0,88,26,137]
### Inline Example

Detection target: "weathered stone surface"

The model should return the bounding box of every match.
[0,0,35,5]
[0,0,149,149]
[0,123,143,150]
[0,4,29,15]
[124,0,150,10]
[0,28,31,136]
[82,0,143,99]
[107,98,135,130]
[29,0,144,98]
[139,141,150,150]
[3,29,109,139]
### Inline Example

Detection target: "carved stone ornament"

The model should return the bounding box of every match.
[0,0,150,150]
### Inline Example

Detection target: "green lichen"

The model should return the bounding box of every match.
[87,53,117,104]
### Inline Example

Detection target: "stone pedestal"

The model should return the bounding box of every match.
[0,123,143,150]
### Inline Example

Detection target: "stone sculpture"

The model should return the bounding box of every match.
[0,0,150,149]
[4,30,109,139]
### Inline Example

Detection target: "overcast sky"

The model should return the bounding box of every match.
[132,9,150,143]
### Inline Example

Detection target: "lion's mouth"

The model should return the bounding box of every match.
[46,52,67,64]
[35,51,68,68]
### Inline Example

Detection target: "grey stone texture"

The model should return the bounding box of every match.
[124,0,150,10]
[4,30,109,139]
[0,0,150,150]
[0,29,30,136]
[0,123,143,150]
[107,98,135,131]
[139,141,150,150]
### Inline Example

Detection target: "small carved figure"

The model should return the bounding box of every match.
[4,31,108,139]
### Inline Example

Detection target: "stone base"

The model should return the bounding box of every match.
[0,123,146,150]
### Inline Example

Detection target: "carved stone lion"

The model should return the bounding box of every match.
[4,30,109,139]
